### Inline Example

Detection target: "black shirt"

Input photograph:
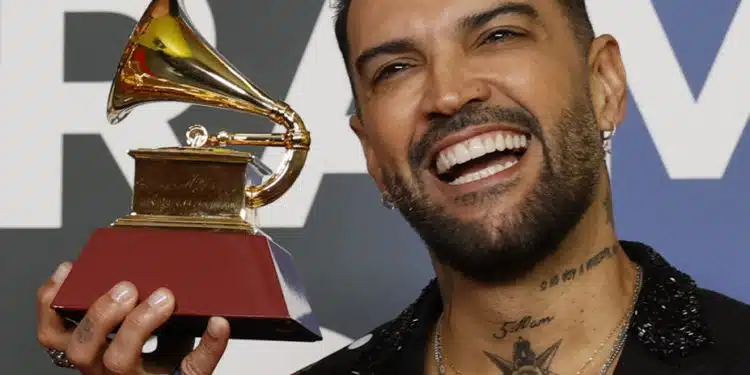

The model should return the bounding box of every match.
[294,241,750,374]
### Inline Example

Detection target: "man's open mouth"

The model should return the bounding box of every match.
[433,130,530,185]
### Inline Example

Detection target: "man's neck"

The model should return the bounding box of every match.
[428,196,640,374]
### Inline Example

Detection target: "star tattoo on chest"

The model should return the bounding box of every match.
[484,337,562,375]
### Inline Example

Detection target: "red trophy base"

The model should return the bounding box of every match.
[51,227,322,342]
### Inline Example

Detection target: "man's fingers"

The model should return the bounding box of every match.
[64,282,139,370]
[102,288,176,374]
[36,262,73,349]
[180,317,230,375]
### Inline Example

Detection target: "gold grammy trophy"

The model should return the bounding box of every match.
[51,0,321,341]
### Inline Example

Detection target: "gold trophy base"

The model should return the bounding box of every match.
[114,214,256,233]
[50,146,321,341]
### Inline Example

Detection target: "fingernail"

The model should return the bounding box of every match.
[207,317,223,338]
[147,288,171,307]
[110,282,134,303]
[51,263,72,284]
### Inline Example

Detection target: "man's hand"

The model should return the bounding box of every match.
[36,261,231,375]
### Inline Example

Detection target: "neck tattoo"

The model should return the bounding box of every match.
[434,265,643,375]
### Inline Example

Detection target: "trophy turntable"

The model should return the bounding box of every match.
[51,0,321,342]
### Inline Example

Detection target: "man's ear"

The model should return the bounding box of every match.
[587,35,628,133]
[350,114,387,193]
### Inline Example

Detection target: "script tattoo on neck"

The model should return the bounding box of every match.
[493,315,555,339]
[485,336,561,375]
[540,245,617,291]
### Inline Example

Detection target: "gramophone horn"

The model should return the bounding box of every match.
[107,0,310,208]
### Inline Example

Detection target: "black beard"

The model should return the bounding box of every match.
[383,98,602,284]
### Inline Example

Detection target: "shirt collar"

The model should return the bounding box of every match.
[347,241,714,374]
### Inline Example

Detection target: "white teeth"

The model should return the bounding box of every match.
[435,130,528,174]
[436,153,449,173]
[447,150,458,167]
[468,137,485,158]
[449,159,519,185]
[454,143,470,164]
[495,133,506,151]
[482,137,495,153]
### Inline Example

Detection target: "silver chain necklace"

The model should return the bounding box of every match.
[434,265,643,375]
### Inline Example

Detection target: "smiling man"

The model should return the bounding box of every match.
[35,0,750,375]
[292,0,750,374]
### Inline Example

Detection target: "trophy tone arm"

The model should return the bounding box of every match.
[188,102,311,209]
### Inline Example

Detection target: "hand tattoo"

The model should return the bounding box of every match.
[75,317,94,344]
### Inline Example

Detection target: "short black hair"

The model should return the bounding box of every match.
[333,0,595,69]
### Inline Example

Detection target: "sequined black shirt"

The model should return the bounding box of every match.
[295,241,750,374]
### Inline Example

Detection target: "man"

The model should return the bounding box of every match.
[35,0,750,374]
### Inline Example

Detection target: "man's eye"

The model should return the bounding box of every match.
[373,63,411,84]
[480,29,523,45]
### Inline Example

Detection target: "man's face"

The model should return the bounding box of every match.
[347,0,608,283]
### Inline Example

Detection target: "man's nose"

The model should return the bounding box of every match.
[420,59,491,116]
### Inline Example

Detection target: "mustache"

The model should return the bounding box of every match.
[408,103,543,169]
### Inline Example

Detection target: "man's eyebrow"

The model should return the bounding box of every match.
[459,2,540,32]
[354,39,419,77]
[352,3,539,77]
